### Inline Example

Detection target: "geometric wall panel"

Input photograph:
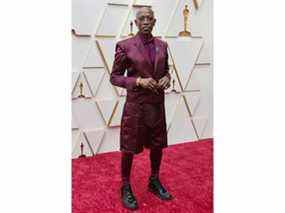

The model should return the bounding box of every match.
[167,48,174,66]
[83,42,104,68]
[167,37,204,89]
[72,99,105,130]
[187,65,211,120]
[96,99,118,126]
[72,0,107,34]
[72,112,80,130]
[72,37,90,69]
[164,93,180,130]
[134,0,152,5]
[167,96,198,144]
[84,68,106,96]
[72,129,80,152]
[201,114,212,139]
[72,71,80,92]
[197,42,211,64]
[96,38,117,72]
[192,116,208,139]
[96,5,129,36]
[152,0,178,34]
[72,131,93,159]
[108,0,130,4]
[72,72,93,98]
[97,128,120,153]
[108,98,125,127]
[120,9,137,37]
[95,73,117,99]
[185,65,203,91]
[191,5,208,37]
[191,0,212,64]
[84,129,105,155]
[184,91,201,116]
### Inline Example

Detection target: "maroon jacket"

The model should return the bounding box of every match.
[110,33,169,153]
[110,34,170,104]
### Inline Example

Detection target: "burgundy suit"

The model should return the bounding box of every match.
[110,33,170,154]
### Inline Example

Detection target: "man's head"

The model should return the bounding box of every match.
[135,7,156,35]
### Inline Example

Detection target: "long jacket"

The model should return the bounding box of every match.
[110,33,170,153]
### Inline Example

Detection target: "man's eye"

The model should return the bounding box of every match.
[139,16,153,21]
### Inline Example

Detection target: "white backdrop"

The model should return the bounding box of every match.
[72,0,213,158]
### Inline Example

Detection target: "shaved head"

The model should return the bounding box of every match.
[136,7,154,19]
[135,7,156,35]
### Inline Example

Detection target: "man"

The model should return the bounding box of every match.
[110,7,173,210]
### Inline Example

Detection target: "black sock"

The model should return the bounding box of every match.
[121,151,134,186]
[150,148,163,179]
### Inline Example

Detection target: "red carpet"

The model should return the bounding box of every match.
[72,138,213,213]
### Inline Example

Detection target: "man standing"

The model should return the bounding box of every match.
[110,7,173,210]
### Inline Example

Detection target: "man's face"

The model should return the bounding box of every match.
[135,8,156,35]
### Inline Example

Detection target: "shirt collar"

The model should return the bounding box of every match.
[138,31,154,45]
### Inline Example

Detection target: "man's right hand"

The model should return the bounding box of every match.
[138,77,159,94]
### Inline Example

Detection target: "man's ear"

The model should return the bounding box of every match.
[153,18,156,26]
[134,19,138,27]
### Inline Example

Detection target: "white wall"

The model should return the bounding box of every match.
[72,0,213,158]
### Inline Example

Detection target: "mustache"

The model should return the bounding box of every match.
[142,25,152,29]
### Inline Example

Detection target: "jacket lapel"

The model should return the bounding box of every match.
[134,35,153,77]
[153,38,163,74]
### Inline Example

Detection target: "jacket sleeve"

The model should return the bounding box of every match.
[110,42,137,90]
[164,43,171,80]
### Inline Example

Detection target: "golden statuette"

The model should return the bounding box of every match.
[171,69,177,92]
[178,5,191,37]
[78,82,85,98]
[79,142,86,158]
[128,21,134,36]
[171,79,178,93]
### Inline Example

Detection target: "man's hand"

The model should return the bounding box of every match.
[138,77,159,94]
[158,76,170,90]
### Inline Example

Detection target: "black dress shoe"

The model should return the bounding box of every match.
[121,184,138,210]
[148,177,173,200]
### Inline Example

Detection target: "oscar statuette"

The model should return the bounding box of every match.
[171,79,179,93]
[170,68,178,93]
[79,142,86,158]
[178,5,191,37]
[78,82,85,98]
[128,21,134,36]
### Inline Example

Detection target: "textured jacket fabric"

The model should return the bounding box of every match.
[110,33,170,154]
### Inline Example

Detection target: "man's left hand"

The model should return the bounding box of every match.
[158,76,170,90]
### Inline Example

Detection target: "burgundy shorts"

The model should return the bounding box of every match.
[120,102,168,154]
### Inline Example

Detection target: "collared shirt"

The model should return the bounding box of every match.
[138,32,156,66]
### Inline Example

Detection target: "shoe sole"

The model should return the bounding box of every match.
[121,199,139,211]
[148,187,173,201]
[120,188,138,210]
